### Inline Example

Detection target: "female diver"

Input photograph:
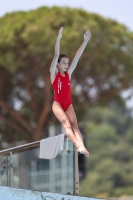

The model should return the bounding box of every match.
[50,27,91,157]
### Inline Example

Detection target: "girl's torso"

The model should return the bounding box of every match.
[52,71,72,111]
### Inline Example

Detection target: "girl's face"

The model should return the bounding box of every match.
[57,57,69,72]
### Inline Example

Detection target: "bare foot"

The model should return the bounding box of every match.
[76,145,89,157]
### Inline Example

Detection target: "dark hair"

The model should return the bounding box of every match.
[58,54,68,63]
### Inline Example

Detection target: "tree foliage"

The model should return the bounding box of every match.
[80,107,133,198]
[0,6,133,143]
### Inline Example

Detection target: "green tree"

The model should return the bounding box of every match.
[0,7,133,143]
[80,107,133,198]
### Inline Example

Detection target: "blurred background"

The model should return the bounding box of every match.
[0,0,133,199]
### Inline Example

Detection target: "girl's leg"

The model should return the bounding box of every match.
[65,105,89,155]
[52,102,80,147]
[65,105,84,146]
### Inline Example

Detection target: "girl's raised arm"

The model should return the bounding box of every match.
[50,27,63,82]
[68,30,91,77]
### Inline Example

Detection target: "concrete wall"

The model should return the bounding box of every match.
[0,187,103,200]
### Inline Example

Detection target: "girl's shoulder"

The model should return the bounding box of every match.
[66,71,71,80]
[52,70,59,85]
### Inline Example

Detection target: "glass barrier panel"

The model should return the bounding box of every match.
[0,156,8,186]
[7,140,74,195]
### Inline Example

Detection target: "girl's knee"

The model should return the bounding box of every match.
[62,118,71,128]
[71,122,78,130]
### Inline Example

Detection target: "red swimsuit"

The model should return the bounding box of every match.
[52,71,72,111]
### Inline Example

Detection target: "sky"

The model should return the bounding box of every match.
[0,0,133,31]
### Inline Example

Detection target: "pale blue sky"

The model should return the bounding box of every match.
[0,0,133,31]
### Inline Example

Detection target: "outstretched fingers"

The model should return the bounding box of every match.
[84,30,91,41]
[58,26,64,39]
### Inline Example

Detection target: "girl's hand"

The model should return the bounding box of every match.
[84,30,91,42]
[58,27,64,39]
